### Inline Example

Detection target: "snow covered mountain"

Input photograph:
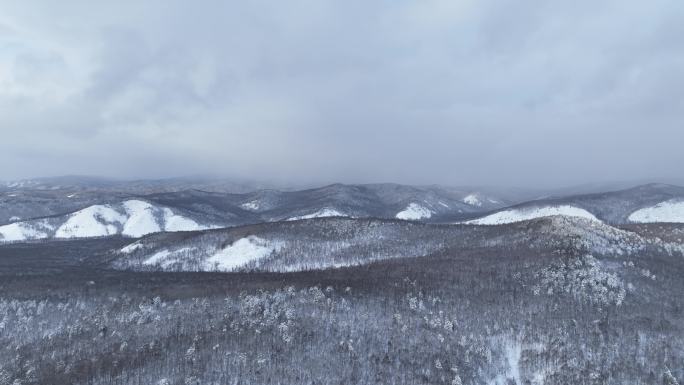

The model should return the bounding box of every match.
[465,205,599,225]
[135,183,514,225]
[0,200,215,242]
[395,203,433,220]
[0,182,512,226]
[3,179,684,385]
[113,218,449,273]
[461,183,684,225]
[110,214,684,274]
[0,189,131,226]
[4,180,684,244]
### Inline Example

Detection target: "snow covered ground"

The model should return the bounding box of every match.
[396,203,433,220]
[628,200,684,223]
[465,205,599,225]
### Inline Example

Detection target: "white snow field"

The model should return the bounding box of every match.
[0,220,54,242]
[465,205,599,225]
[205,236,277,271]
[55,205,127,238]
[396,203,433,220]
[120,200,163,237]
[0,200,210,242]
[287,208,346,221]
[162,208,205,232]
[628,200,684,223]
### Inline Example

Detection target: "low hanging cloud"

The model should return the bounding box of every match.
[0,0,683,187]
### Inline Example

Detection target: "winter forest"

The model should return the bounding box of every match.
[3,0,684,383]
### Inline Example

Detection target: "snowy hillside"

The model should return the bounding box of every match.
[0,181,526,229]
[110,213,684,274]
[0,200,214,242]
[396,203,433,220]
[287,208,347,221]
[0,219,55,242]
[465,205,599,225]
[462,194,483,206]
[628,199,684,223]
[113,219,450,273]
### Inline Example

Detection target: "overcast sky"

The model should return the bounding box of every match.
[0,0,682,187]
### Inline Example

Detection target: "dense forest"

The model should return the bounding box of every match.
[0,222,682,384]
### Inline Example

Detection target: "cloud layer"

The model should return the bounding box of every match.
[1,0,683,187]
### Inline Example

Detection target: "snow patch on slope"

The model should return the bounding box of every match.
[120,241,144,254]
[463,194,482,207]
[205,236,276,271]
[287,208,346,221]
[1,199,211,242]
[466,205,599,225]
[120,200,206,236]
[143,250,171,266]
[396,203,432,220]
[240,200,261,211]
[628,200,684,223]
[162,208,204,232]
[0,220,54,242]
[121,200,161,237]
[55,205,126,238]
[141,247,198,268]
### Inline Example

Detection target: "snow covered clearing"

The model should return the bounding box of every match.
[396,203,433,220]
[287,208,346,221]
[628,200,684,223]
[463,194,482,207]
[465,205,599,225]
[205,236,277,271]
[0,220,53,242]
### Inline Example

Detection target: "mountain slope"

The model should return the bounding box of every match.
[465,205,599,225]
[628,199,684,223]
[5,181,684,243]
[141,183,514,224]
[462,183,684,225]
[0,200,215,242]
[111,215,683,273]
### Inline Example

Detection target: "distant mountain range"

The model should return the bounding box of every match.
[1,177,684,244]
[462,183,684,224]
[2,177,684,385]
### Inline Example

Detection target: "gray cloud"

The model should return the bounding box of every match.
[0,0,682,187]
